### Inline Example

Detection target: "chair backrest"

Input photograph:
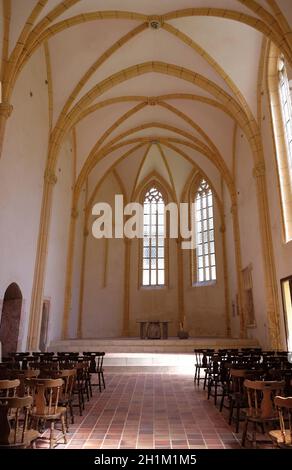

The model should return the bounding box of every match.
[96,352,105,371]
[51,369,76,401]
[0,396,33,447]
[274,396,292,446]
[26,378,64,415]
[0,379,20,397]
[244,379,285,419]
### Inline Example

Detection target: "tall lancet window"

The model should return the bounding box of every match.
[142,186,165,286]
[279,56,292,174]
[194,179,216,283]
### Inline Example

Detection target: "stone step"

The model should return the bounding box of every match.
[48,337,259,355]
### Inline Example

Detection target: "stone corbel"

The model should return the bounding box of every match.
[230,203,237,215]
[253,161,266,178]
[0,102,13,118]
[71,207,79,219]
[44,168,57,185]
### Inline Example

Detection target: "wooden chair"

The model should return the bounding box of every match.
[10,370,40,397]
[269,396,292,448]
[241,379,285,447]
[194,349,208,386]
[27,378,67,448]
[0,379,20,397]
[51,369,76,427]
[72,363,88,415]
[227,368,264,433]
[95,353,106,392]
[0,396,39,448]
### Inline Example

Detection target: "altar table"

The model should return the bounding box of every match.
[136,321,171,339]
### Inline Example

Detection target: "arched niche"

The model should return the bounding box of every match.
[0,283,23,356]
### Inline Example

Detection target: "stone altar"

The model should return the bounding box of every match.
[136,321,171,339]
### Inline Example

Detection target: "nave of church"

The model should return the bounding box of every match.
[0,0,292,452]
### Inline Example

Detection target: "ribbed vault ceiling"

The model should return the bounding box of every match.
[2,0,292,204]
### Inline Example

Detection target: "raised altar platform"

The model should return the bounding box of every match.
[48,336,259,353]
[48,337,260,371]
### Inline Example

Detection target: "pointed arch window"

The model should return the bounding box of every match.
[268,46,292,242]
[279,56,292,174]
[142,186,165,286]
[194,179,216,283]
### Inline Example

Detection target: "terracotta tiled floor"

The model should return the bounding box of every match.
[37,372,273,449]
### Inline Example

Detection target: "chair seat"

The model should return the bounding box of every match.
[243,408,279,421]
[31,405,67,419]
[0,429,39,448]
[269,429,292,446]
[230,392,247,405]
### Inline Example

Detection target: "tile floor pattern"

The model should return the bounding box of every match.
[37,372,273,449]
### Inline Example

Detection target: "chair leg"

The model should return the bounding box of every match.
[229,400,234,425]
[69,400,74,424]
[50,421,55,449]
[203,371,208,390]
[88,375,93,397]
[85,381,90,401]
[65,409,69,432]
[235,403,240,433]
[214,382,218,406]
[241,418,249,447]
[252,422,257,448]
[78,390,83,416]
[102,373,105,389]
[207,379,211,400]
[219,389,225,412]
[61,414,67,444]
[197,368,201,386]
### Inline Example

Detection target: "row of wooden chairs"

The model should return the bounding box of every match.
[0,351,106,448]
[194,348,292,448]
[0,378,67,448]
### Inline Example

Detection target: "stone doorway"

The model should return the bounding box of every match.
[0,283,22,356]
[281,276,292,351]
[39,299,50,352]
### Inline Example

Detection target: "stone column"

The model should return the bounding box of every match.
[122,238,131,336]
[176,236,185,327]
[253,161,281,349]
[0,102,13,158]
[77,227,89,339]
[27,168,57,350]
[220,223,231,337]
[62,207,79,339]
[231,202,246,338]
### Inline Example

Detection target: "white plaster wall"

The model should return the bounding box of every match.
[223,183,240,337]
[129,237,179,337]
[261,89,292,349]
[235,131,268,347]
[0,1,3,67]
[82,174,124,337]
[68,187,86,339]
[80,169,227,339]
[183,199,227,337]
[44,135,73,344]
[0,48,49,351]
